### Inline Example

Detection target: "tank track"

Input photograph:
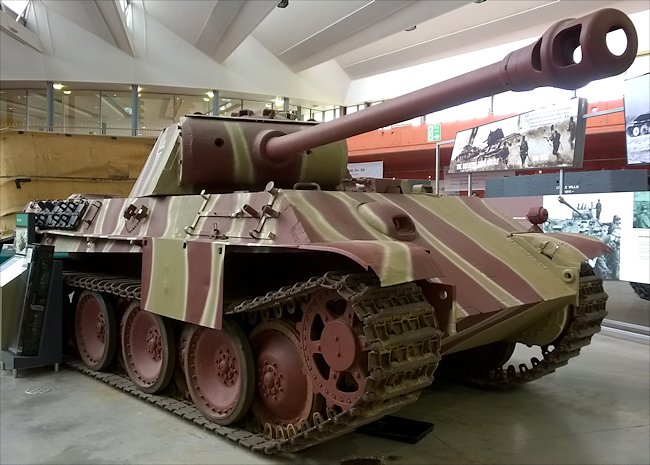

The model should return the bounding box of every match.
[63,271,441,454]
[451,263,608,389]
[630,282,650,301]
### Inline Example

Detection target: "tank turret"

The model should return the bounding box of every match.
[131,8,636,197]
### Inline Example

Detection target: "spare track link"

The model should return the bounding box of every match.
[63,271,442,454]
[460,263,608,389]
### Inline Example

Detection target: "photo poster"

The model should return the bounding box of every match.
[347,161,383,179]
[623,73,650,165]
[448,98,586,174]
[542,191,650,284]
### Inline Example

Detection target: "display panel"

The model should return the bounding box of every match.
[542,192,649,284]
[449,99,587,174]
[347,161,383,178]
[624,73,650,165]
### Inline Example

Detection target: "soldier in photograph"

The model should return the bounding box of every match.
[634,204,650,228]
[596,199,602,221]
[499,142,510,166]
[567,116,576,149]
[519,135,529,167]
[548,125,561,156]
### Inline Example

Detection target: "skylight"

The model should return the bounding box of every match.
[2,0,29,18]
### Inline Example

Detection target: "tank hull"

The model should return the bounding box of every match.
[38,189,607,353]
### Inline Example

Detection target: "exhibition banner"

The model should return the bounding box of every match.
[347,161,383,178]
[623,73,650,165]
[449,99,587,174]
[542,191,650,284]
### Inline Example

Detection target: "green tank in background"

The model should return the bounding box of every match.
[16,9,638,454]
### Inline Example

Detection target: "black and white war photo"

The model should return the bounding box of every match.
[543,193,626,280]
[449,99,584,174]
[624,73,650,165]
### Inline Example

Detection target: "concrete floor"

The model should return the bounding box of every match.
[602,280,650,327]
[1,281,648,465]
[0,332,648,465]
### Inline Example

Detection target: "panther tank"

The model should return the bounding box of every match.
[22,9,637,454]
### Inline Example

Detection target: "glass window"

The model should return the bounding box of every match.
[0,89,27,129]
[61,90,101,134]
[308,109,323,122]
[2,1,29,17]
[243,99,270,114]
[101,91,132,136]
[139,92,174,134]
[218,98,240,116]
[346,105,358,114]
[27,89,47,131]
[175,94,210,117]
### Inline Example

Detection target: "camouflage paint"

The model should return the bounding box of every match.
[141,237,224,329]
[179,117,347,190]
[39,187,601,343]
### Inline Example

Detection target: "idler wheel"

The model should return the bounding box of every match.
[121,301,175,394]
[185,319,254,425]
[299,289,368,410]
[250,320,318,427]
[75,290,116,371]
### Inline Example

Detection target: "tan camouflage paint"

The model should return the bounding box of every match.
[38,185,607,346]
[179,117,348,190]
[141,237,225,329]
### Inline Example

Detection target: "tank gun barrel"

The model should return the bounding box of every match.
[558,196,581,216]
[262,8,637,163]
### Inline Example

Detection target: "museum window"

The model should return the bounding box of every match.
[0,89,28,129]
[138,93,175,135]
[217,98,239,116]
[60,90,101,135]
[174,94,211,118]
[100,91,132,136]
[26,89,47,131]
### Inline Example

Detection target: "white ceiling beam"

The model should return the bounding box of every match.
[195,0,244,56]
[208,0,276,63]
[93,0,134,56]
[0,8,43,52]
[283,0,470,72]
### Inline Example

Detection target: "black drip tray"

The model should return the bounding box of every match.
[356,415,434,444]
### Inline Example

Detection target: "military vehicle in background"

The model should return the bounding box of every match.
[626,113,650,137]
[15,9,637,454]
[544,196,605,235]
[544,196,621,280]
[456,126,521,165]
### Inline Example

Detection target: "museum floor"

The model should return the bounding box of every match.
[1,288,648,465]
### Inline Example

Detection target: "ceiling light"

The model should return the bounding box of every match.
[203,97,210,102]
[405,25,416,32]
[206,91,214,98]
[63,90,71,95]
[277,0,288,8]
[137,86,143,92]
[52,83,64,90]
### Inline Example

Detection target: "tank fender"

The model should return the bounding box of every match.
[141,237,225,329]
[298,240,444,286]
[511,232,611,268]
